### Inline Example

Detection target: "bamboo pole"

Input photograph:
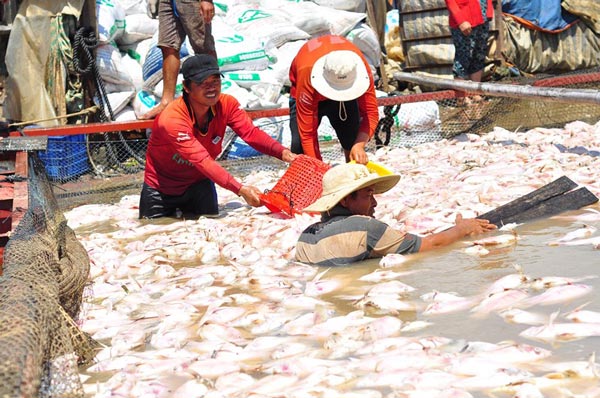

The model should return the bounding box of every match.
[393,71,600,105]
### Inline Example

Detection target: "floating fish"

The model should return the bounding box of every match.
[471,230,518,247]
[548,224,597,246]
[563,303,600,323]
[498,308,548,326]
[520,283,593,308]
[470,289,529,317]
[379,253,410,267]
[520,311,600,344]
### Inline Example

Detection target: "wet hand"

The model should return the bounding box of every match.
[238,185,263,207]
[454,214,497,236]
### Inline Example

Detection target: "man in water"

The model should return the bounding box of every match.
[296,163,496,266]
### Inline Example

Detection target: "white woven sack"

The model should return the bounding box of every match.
[97,0,126,43]
[212,16,271,72]
[225,5,310,48]
[117,14,158,46]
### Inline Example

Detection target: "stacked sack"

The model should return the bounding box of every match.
[94,0,402,156]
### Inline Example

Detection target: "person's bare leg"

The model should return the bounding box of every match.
[454,77,472,106]
[140,47,180,119]
[469,70,483,102]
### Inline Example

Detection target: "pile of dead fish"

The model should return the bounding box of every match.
[68,120,600,398]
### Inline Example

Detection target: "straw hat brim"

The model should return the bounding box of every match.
[303,173,400,213]
[310,51,370,102]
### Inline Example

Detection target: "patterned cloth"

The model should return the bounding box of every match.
[451,22,490,78]
[295,205,421,266]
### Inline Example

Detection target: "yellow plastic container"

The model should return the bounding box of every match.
[350,160,394,176]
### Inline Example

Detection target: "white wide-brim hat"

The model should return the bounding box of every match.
[304,163,400,213]
[310,50,370,102]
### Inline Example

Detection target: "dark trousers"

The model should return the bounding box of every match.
[289,97,360,155]
[139,179,218,219]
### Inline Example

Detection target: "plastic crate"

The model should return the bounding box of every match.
[259,155,331,218]
[38,134,90,181]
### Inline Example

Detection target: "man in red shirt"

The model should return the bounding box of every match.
[140,54,296,219]
[289,35,379,165]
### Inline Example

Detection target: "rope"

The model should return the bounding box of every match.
[45,14,84,124]
[374,103,401,148]
[73,27,146,175]
[73,26,112,122]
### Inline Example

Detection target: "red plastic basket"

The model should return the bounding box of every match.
[260,155,331,217]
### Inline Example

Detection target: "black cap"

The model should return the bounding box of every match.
[181,54,221,83]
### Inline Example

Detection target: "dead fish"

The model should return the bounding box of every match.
[467,340,552,364]
[359,269,419,283]
[520,283,593,308]
[451,366,534,390]
[552,235,600,247]
[529,275,597,291]
[483,269,531,296]
[519,311,600,344]
[401,320,434,333]
[423,296,480,315]
[471,230,518,247]
[170,379,209,398]
[563,303,600,323]
[548,224,597,246]
[365,280,416,296]
[498,308,548,326]
[463,245,490,256]
[186,358,241,379]
[304,268,342,296]
[470,289,529,317]
[379,253,409,267]
[354,295,420,314]
[536,352,600,379]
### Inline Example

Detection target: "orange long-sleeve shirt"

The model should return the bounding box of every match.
[289,35,379,160]
[144,94,286,196]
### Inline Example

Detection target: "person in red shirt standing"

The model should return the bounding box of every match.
[445,0,494,104]
[289,35,379,165]
[140,54,296,219]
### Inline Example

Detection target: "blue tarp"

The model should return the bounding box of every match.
[502,0,578,31]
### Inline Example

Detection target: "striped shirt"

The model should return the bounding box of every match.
[295,206,421,266]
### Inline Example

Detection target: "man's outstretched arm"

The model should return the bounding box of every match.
[418,214,497,252]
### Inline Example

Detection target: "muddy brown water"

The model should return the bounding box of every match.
[318,204,600,363]
[77,202,600,365]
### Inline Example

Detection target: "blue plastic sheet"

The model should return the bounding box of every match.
[502,0,578,31]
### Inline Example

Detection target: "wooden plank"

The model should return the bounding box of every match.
[479,176,578,226]
[0,136,47,151]
[495,187,599,225]
[0,181,13,201]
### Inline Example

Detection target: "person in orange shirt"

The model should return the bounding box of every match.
[288,35,379,165]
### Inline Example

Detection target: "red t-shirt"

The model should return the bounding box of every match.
[289,34,379,160]
[144,94,286,196]
[445,0,494,29]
